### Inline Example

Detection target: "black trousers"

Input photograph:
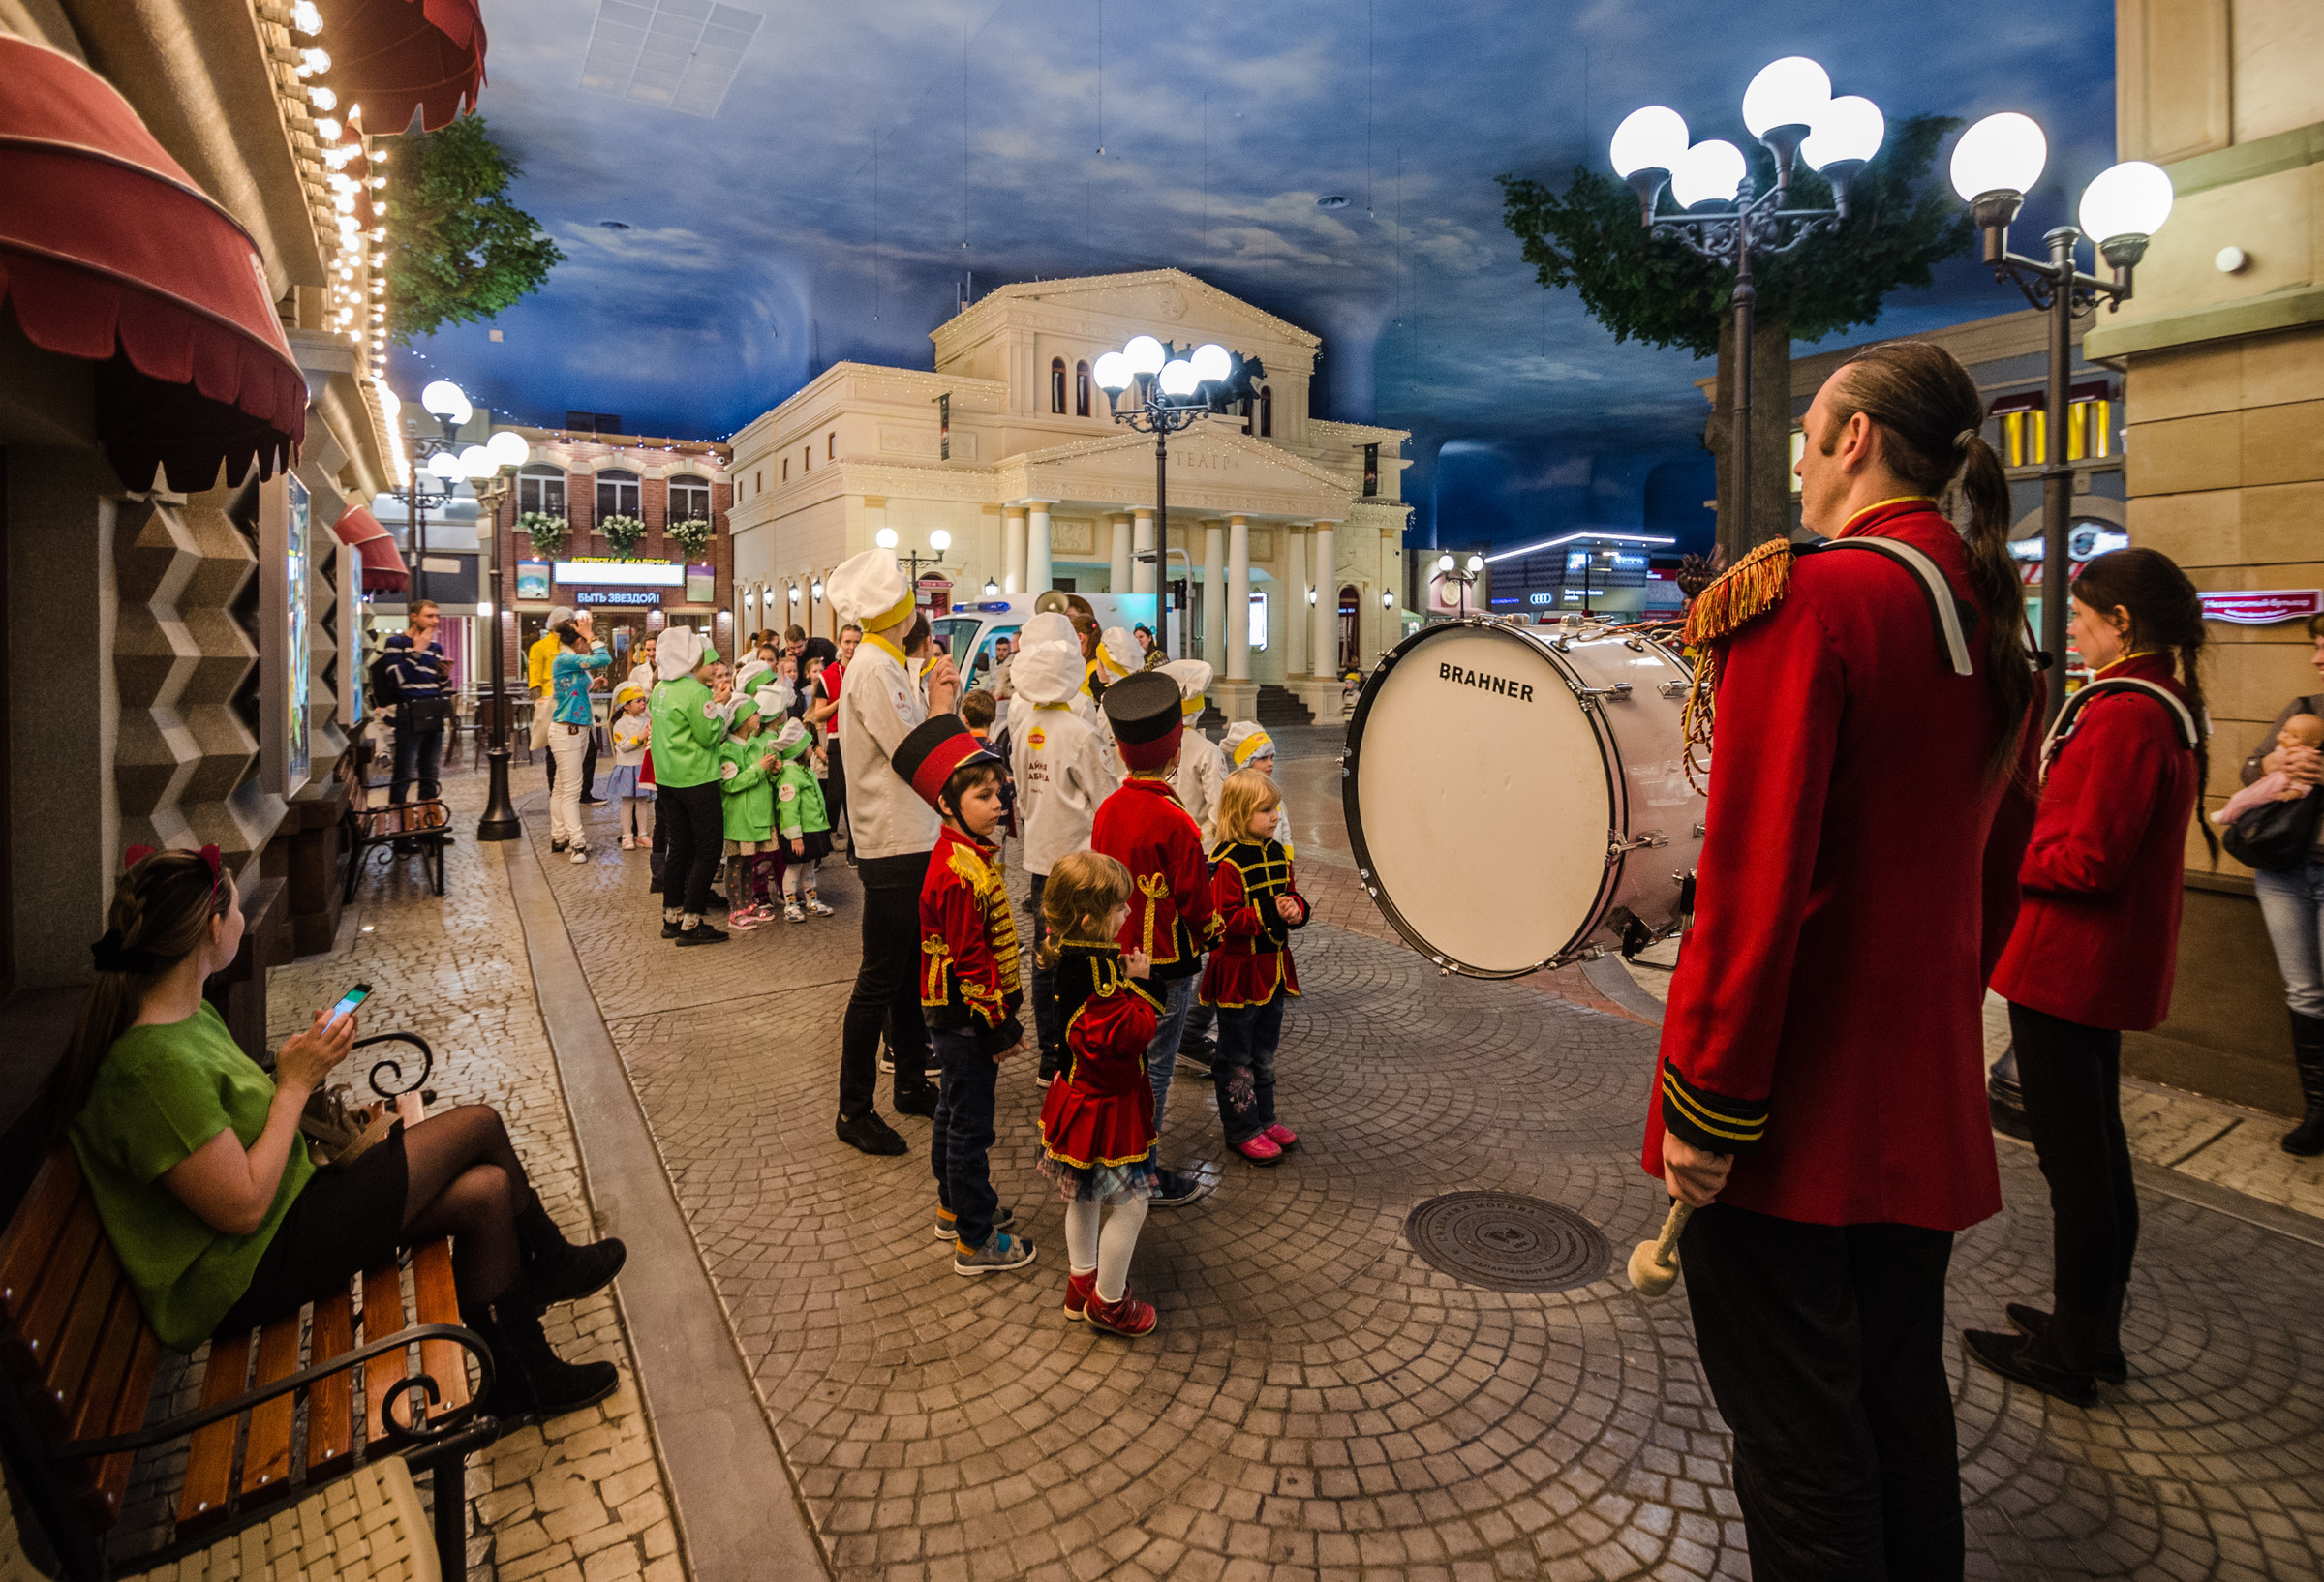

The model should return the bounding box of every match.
[840,850,938,1116]
[1026,872,1061,1055]
[657,782,722,916]
[2008,1000,2137,1310]
[931,1028,1000,1248]
[1682,1202,1962,1582]
[824,741,849,856]
[546,727,598,799]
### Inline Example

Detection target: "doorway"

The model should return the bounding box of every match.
[1337,585,1360,674]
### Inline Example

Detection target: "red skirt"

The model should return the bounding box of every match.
[1040,1073,1156,1170]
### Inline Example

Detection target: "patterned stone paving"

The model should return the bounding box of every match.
[520,760,2324,1581]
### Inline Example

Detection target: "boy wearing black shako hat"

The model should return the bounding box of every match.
[896,715,1037,1275]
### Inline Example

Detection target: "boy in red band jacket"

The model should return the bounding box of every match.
[1092,671,1219,1207]
[898,716,1035,1275]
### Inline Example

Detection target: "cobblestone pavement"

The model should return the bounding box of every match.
[522,773,2324,1581]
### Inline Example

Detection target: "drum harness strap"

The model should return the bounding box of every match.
[1795,536,1975,678]
[2036,676,2202,784]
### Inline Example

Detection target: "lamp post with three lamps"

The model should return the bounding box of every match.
[1610,58,1888,552]
[1947,114,2173,723]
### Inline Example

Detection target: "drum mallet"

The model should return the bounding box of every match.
[1628,1202,1695,1298]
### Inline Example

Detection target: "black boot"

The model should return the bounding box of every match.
[1965,1305,2100,1407]
[2282,1011,2324,1157]
[516,1197,627,1308]
[465,1298,619,1425]
[2005,1281,2128,1384]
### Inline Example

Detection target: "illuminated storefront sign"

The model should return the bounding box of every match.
[575,589,664,608]
[2199,589,2322,625]
[553,558,684,587]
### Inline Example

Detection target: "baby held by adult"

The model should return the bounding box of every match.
[2213,713,2324,825]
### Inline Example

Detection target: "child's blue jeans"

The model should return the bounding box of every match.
[932,1028,1002,1249]
[1212,992,1286,1145]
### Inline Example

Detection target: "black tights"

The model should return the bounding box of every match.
[400,1105,534,1307]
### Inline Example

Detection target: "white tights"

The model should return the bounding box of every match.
[1062,1192,1148,1302]
[621,795,654,838]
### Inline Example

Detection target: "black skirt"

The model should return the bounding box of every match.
[210,1123,411,1337]
[784,828,834,864]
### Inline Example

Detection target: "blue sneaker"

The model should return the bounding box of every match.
[933,1204,1015,1240]
[953,1231,1037,1275]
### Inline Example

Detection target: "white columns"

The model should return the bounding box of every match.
[1025,500,1054,593]
[1131,508,1156,594]
[1285,527,1308,680]
[1109,512,1133,593]
[1310,520,1338,678]
[1226,515,1252,684]
[1202,520,1226,673]
[1003,505,1027,594]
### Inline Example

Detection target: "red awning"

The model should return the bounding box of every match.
[327,0,488,136]
[334,503,409,594]
[0,36,307,492]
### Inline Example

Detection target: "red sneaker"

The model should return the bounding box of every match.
[1232,1133,1284,1165]
[1086,1287,1157,1337]
[1063,1269,1097,1321]
[1262,1123,1299,1149]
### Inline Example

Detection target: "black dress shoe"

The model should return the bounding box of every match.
[1963,1327,2098,1407]
[579,795,606,806]
[675,922,729,946]
[2006,1302,2127,1384]
[892,1085,938,1118]
[836,1111,907,1156]
[661,917,684,939]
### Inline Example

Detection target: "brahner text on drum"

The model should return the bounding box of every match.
[1439,661,1536,703]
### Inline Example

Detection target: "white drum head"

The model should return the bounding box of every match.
[1348,624,1612,975]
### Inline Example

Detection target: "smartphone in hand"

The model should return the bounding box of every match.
[324,983,372,1031]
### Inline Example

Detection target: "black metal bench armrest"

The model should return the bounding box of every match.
[48,1323,495,1459]
[353,1032,434,1099]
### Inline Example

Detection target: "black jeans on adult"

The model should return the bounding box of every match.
[1681,1202,1961,1582]
[390,723,443,805]
[2008,1000,2138,1311]
[931,1027,1000,1248]
[824,741,849,855]
[546,726,598,799]
[840,850,938,1116]
[657,781,722,916]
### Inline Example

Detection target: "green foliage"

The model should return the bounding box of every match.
[386,115,565,344]
[519,511,568,557]
[1498,114,1972,357]
[666,517,715,559]
[598,514,648,555]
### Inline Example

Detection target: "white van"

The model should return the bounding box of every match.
[931,592,1167,694]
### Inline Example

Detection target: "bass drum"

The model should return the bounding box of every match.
[1342,618,1705,979]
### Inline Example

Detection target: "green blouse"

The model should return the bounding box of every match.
[68,1001,316,1353]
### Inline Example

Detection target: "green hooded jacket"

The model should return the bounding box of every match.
[719,725,777,843]
[773,732,830,841]
[650,673,724,788]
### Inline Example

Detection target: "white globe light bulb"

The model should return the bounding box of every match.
[1092,351,1131,392]
[787,585,801,604]
[426,450,463,480]
[1435,554,1454,573]
[875,527,899,549]
[1123,336,1166,376]
[1609,106,1689,178]
[419,379,467,416]
[1465,555,1483,574]
[486,430,529,468]
[1950,112,2047,201]
[458,443,495,478]
[2079,160,2173,244]
[928,529,952,551]
[1669,140,1747,209]
[1802,96,1885,170]
[1157,359,1199,397]
[1742,56,1831,138]
[1189,343,1231,382]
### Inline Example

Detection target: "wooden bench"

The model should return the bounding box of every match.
[0,1053,498,1582]
[344,799,451,902]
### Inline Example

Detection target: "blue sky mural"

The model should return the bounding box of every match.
[387,0,2117,551]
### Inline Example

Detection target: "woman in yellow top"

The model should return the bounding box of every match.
[41,847,626,1423]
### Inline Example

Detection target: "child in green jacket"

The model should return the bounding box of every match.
[718,693,782,930]
[768,718,835,923]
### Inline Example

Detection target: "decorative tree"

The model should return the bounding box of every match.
[666,517,715,561]
[519,511,568,557]
[1500,114,1971,557]
[385,115,566,344]
[597,514,648,556]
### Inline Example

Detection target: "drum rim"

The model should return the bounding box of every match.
[1340,617,1623,980]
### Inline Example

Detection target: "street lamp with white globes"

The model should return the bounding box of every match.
[1093,335,1268,659]
[1949,110,2172,721]
[1433,552,1485,618]
[1611,57,1884,551]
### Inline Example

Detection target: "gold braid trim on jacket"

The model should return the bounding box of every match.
[1676,537,1795,793]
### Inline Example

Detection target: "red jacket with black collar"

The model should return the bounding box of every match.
[1091,776,1218,980]
[1990,652,2198,1030]
[1642,498,2038,1232]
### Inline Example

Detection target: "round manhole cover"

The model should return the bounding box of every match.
[1404,1192,1611,1293]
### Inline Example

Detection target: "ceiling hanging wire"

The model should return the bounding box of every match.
[872,127,880,320]
[1365,0,1374,218]
[961,20,970,253]
[1094,0,1105,155]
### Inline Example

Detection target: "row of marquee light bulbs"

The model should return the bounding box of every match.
[1608,56,2174,259]
[281,0,394,379]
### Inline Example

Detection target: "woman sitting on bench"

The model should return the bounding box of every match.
[37,845,627,1422]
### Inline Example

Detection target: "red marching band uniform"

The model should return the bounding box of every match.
[1039,942,1162,1171]
[917,823,1024,1052]
[1644,496,2038,1230]
[1091,776,1220,972]
[1201,837,1306,1008]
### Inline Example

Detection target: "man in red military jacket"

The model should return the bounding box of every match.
[1650,341,2038,1581]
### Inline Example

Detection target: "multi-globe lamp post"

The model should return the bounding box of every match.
[1947,113,2173,723]
[1093,336,1267,659]
[1610,58,1887,552]
[875,526,951,585]
[1434,553,1485,619]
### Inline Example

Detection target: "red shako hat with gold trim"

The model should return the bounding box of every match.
[893,715,1002,811]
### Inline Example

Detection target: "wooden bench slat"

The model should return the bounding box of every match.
[305,1290,356,1479]
[176,1327,252,1535]
[9,1202,103,1386]
[40,1239,123,1429]
[361,1263,406,1448]
[236,1314,302,1506]
[72,1287,158,1532]
[0,1152,78,1325]
[410,1240,471,1417]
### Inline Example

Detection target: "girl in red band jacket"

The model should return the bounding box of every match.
[1202,770,1308,1164]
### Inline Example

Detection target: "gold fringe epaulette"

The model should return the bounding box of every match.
[1680,537,1796,650]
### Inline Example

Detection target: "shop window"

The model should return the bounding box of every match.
[518,465,566,515]
[669,475,712,522]
[596,469,640,519]
[1076,360,1092,417]
[1259,385,1273,438]
[1992,383,2113,468]
[1050,357,1067,414]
